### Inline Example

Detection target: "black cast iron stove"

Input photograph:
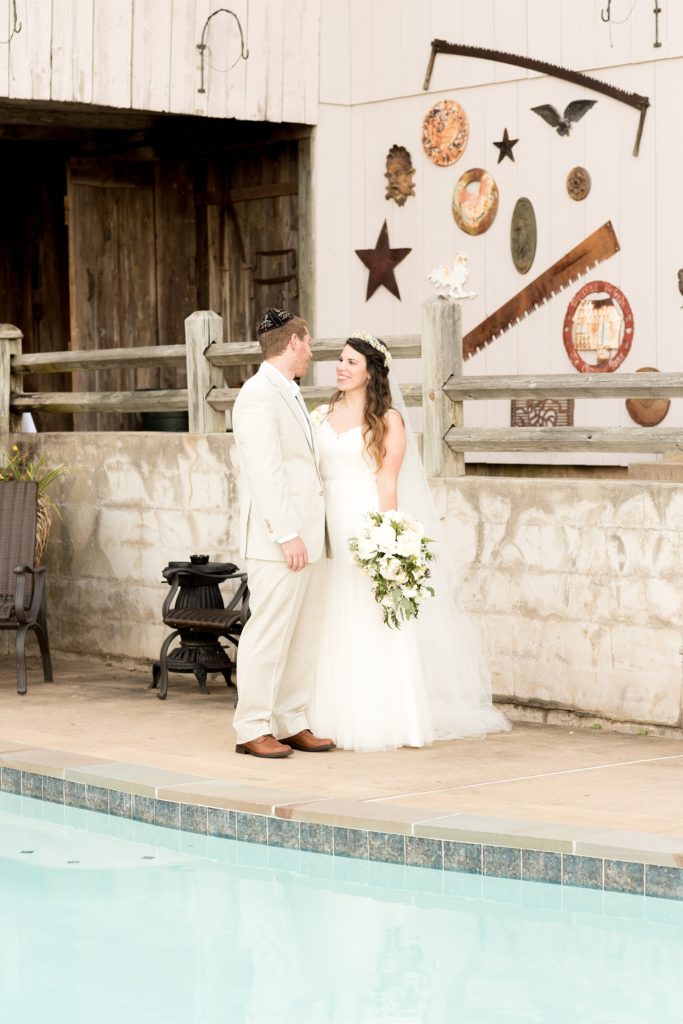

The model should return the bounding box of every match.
[152,554,248,697]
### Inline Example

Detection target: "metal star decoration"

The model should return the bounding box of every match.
[355,220,411,300]
[493,128,518,163]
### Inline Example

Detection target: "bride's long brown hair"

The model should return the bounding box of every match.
[329,337,393,468]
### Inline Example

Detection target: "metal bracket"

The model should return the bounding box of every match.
[654,4,662,47]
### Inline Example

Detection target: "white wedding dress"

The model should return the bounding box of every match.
[308,406,510,752]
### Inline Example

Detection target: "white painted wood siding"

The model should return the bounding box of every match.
[315,0,683,465]
[0,0,320,123]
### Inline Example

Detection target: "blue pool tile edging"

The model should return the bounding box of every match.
[1,764,682,901]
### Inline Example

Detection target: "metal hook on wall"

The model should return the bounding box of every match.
[197,8,249,94]
[653,3,662,47]
[601,0,612,22]
[0,0,22,45]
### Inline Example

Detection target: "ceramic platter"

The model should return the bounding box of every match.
[422,99,469,167]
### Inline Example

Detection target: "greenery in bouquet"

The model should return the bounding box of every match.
[348,509,435,629]
[0,445,68,562]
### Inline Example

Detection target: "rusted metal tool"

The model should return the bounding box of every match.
[463,222,620,361]
[422,40,650,156]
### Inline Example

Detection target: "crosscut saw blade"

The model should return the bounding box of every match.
[463,221,620,361]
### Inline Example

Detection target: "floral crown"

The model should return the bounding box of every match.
[350,329,393,366]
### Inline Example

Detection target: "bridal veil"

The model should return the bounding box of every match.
[390,374,511,738]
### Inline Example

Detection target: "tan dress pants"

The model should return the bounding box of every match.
[233,556,325,745]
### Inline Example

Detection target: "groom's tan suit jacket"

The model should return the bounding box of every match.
[232,362,326,562]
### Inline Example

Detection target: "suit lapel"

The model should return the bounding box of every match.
[260,363,316,454]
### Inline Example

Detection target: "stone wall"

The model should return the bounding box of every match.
[9,433,683,729]
[11,433,241,665]
[433,478,683,728]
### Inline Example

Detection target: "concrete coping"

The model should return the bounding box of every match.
[1,742,682,895]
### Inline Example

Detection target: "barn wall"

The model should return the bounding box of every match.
[313,1,683,466]
[0,0,320,124]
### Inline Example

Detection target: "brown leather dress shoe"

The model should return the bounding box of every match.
[235,734,293,758]
[280,729,335,752]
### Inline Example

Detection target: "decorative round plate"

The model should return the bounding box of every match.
[563,280,634,373]
[625,367,670,426]
[510,197,537,274]
[566,166,591,201]
[452,168,499,235]
[422,99,469,167]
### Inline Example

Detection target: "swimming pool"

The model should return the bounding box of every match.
[1,791,682,1023]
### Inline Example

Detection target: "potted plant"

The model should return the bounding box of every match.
[0,445,68,564]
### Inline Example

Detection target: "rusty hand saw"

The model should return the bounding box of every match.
[463,221,620,361]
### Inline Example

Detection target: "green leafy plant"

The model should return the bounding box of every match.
[0,445,69,562]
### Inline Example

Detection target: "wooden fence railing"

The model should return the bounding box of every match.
[2,299,683,474]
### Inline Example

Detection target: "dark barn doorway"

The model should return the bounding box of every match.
[0,99,312,429]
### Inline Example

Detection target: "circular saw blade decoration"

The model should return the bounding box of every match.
[422,99,469,166]
[452,168,499,235]
[563,280,633,373]
[625,367,671,426]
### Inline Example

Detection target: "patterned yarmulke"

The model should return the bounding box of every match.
[258,308,294,334]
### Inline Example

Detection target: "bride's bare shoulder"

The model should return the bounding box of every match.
[385,407,405,428]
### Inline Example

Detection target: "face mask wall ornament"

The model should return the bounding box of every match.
[385,145,416,207]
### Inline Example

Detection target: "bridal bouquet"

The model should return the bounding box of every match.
[348,510,435,629]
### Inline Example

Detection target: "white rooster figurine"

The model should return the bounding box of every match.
[428,254,476,299]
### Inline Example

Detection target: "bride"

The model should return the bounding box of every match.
[308,331,510,752]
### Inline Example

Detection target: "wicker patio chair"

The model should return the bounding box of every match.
[0,480,53,694]
[153,561,249,700]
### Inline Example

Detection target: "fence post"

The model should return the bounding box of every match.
[185,311,227,433]
[0,324,23,435]
[421,296,465,477]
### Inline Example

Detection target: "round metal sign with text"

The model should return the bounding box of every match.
[563,280,634,373]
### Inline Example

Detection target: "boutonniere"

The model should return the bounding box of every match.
[309,406,327,427]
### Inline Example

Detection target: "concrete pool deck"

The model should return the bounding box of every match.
[1,651,683,901]
[1,653,682,892]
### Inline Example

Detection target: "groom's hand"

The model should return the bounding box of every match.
[281,537,309,572]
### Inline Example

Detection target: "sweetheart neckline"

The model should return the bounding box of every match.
[322,420,362,439]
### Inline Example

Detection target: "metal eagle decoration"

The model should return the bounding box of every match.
[531,100,597,136]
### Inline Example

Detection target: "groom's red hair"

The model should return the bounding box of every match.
[257,316,309,358]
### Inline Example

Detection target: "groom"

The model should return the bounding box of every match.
[231,308,334,758]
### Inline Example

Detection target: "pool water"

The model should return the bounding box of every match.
[1,792,682,1024]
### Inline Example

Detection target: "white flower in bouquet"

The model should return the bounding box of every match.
[356,534,379,561]
[348,509,435,629]
[394,531,423,559]
[380,556,404,581]
[371,522,398,555]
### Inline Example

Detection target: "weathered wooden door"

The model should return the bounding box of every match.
[66,158,159,430]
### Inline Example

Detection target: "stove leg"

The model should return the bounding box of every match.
[150,663,160,690]
[194,666,209,693]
